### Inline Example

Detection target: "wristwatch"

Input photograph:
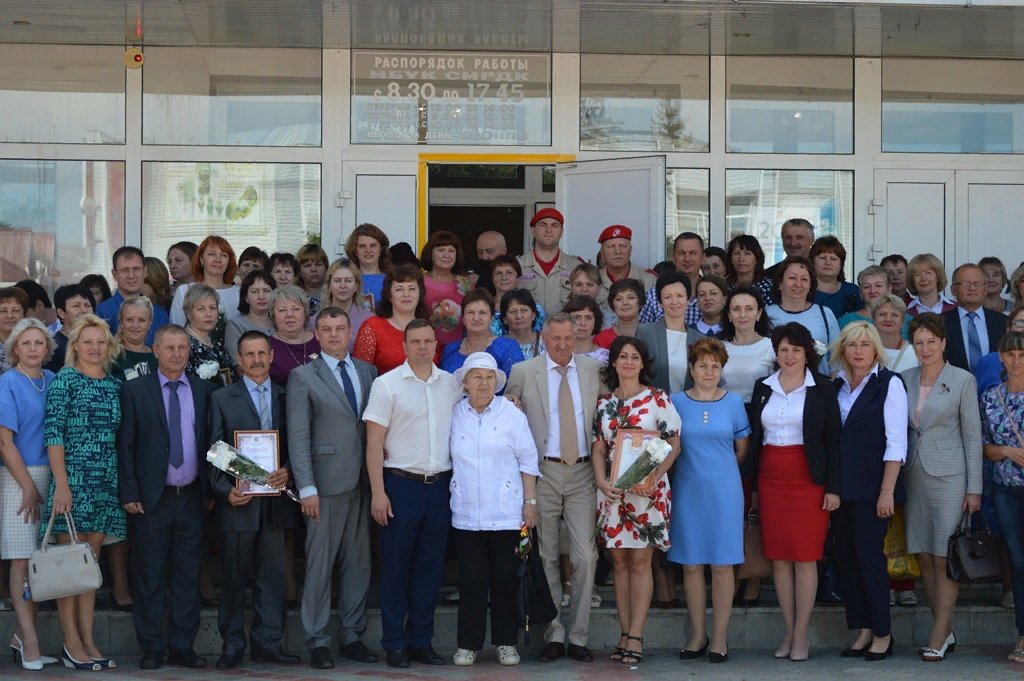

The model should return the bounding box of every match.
[523,498,537,506]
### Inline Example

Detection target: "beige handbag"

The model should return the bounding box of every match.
[28,511,102,602]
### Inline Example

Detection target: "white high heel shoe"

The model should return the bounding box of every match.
[10,633,59,671]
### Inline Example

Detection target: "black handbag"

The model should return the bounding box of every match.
[516,529,557,645]
[946,510,1004,583]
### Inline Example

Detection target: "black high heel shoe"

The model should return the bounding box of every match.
[864,637,894,662]
[62,647,101,671]
[679,637,709,660]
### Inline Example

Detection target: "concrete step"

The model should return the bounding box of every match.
[1,584,1016,656]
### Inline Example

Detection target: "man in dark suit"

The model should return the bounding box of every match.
[117,324,216,671]
[288,306,379,670]
[208,331,300,669]
[943,263,1007,372]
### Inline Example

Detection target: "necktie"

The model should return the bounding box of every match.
[966,310,982,370]
[166,380,184,469]
[338,361,359,416]
[256,384,272,430]
[556,365,579,465]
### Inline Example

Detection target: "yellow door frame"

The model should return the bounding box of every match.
[417,152,576,248]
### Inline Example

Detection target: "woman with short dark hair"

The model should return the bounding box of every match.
[440,289,523,382]
[746,322,842,661]
[594,278,645,349]
[498,289,545,360]
[224,270,276,360]
[562,295,607,362]
[353,264,429,375]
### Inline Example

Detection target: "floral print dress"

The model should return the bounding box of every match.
[593,387,681,550]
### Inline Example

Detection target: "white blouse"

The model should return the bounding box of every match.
[760,369,815,446]
[666,329,689,393]
[722,338,776,403]
[835,364,907,463]
[449,396,540,532]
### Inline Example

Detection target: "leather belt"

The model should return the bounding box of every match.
[386,468,453,484]
[544,456,591,465]
[164,479,199,495]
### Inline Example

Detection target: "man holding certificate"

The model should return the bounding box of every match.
[208,330,298,669]
[287,306,379,670]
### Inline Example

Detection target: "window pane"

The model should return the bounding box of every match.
[666,169,710,255]
[0,45,125,144]
[726,170,854,277]
[142,162,320,259]
[883,59,1024,153]
[581,55,709,152]
[0,160,125,289]
[727,57,853,154]
[351,51,551,145]
[144,48,321,146]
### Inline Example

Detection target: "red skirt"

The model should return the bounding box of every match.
[758,444,829,562]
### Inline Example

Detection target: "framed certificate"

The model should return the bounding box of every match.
[610,429,661,495]
[234,430,280,496]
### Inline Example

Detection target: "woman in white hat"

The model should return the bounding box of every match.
[449,352,540,667]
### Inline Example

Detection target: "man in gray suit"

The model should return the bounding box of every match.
[505,313,603,663]
[287,306,379,670]
[208,331,299,669]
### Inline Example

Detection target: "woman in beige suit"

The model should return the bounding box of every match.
[901,312,983,662]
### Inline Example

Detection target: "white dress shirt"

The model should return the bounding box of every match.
[363,361,461,475]
[957,306,990,358]
[320,350,362,402]
[836,364,908,463]
[544,355,589,461]
[761,369,815,446]
[449,397,541,531]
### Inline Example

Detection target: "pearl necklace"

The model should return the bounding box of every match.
[16,366,45,393]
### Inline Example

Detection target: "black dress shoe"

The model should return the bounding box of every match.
[680,638,710,660]
[567,644,594,662]
[709,651,728,663]
[310,646,334,669]
[538,642,566,662]
[251,645,300,664]
[340,641,379,663]
[167,649,207,668]
[139,652,162,670]
[409,645,446,665]
[864,637,894,662]
[386,649,410,668]
[840,645,868,657]
[216,651,243,669]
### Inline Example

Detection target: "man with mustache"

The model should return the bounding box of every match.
[208,331,298,668]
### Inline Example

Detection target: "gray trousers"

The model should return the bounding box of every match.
[536,460,598,646]
[301,489,371,650]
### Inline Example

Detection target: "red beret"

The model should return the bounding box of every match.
[530,208,564,227]
[598,224,632,243]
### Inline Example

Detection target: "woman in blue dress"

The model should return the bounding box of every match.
[440,290,523,387]
[43,314,124,670]
[669,337,751,663]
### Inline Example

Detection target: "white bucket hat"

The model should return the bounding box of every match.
[453,351,507,394]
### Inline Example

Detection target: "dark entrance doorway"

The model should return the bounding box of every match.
[427,205,526,259]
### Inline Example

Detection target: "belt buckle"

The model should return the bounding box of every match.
[422,473,436,484]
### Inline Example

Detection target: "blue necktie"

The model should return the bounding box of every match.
[966,311,982,370]
[256,384,272,430]
[166,380,184,469]
[338,361,359,416]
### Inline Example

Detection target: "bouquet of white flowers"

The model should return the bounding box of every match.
[206,440,300,502]
[613,437,671,491]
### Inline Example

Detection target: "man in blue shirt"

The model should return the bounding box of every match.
[96,246,169,344]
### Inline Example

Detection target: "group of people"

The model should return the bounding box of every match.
[0,208,1022,671]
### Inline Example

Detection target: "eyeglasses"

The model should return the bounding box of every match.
[952,281,984,289]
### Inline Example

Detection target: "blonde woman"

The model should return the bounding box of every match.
[315,258,374,350]
[905,254,955,317]
[0,319,58,669]
[43,314,124,670]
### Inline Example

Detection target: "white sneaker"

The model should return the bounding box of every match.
[591,587,602,607]
[898,590,918,606]
[888,589,896,607]
[497,645,520,666]
[560,581,571,607]
[453,648,476,666]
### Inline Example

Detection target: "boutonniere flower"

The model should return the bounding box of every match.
[813,340,829,357]
[940,383,951,394]
[197,360,219,380]
[309,353,319,361]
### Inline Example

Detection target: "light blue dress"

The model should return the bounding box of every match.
[667,390,751,566]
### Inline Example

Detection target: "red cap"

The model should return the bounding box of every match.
[598,224,632,243]
[530,207,564,227]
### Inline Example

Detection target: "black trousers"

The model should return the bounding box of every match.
[454,529,521,649]
[834,501,892,636]
[218,526,287,654]
[132,484,203,655]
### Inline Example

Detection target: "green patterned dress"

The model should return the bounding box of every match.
[42,367,126,540]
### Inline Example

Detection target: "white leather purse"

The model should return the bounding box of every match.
[28,511,102,602]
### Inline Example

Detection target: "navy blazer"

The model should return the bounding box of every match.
[745,371,842,495]
[833,368,907,504]
[942,307,1006,372]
